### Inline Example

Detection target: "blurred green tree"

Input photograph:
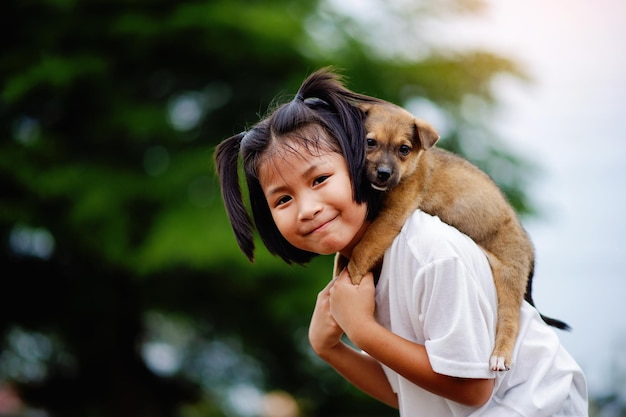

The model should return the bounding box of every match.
[0,0,532,416]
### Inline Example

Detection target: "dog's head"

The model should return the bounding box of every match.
[359,102,439,191]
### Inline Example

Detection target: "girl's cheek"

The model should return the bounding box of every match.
[271,210,292,236]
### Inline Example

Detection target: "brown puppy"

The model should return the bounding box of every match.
[341,100,536,372]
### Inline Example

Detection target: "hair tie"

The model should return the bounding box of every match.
[294,93,304,102]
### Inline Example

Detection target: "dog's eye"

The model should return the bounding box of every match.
[366,138,377,148]
[399,144,411,155]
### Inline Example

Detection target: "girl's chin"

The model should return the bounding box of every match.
[309,242,348,257]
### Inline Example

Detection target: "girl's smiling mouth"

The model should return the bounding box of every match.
[304,216,337,235]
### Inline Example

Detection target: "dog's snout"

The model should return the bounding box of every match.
[376,168,392,182]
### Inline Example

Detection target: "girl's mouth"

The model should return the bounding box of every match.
[305,216,337,235]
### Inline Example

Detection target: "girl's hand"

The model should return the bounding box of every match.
[308,278,344,357]
[329,269,376,347]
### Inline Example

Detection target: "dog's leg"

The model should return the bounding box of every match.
[486,252,529,371]
[348,183,420,284]
[347,221,397,284]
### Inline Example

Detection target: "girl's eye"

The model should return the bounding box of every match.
[276,195,292,206]
[313,175,329,186]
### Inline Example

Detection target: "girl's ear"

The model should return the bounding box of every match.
[414,118,440,150]
[214,132,255,262]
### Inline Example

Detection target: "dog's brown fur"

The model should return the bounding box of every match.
[340,100,534,371]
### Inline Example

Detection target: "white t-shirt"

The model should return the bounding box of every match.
[374,210,588,416]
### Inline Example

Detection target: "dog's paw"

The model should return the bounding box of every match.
[489,355,510,372]
[346,264,365,285]
[350,273,363,285]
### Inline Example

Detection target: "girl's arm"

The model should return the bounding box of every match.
[330,271,494,408]
[309,279,399,408]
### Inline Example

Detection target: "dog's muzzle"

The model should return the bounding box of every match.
[371,183,389,192]
[370,167,393,191]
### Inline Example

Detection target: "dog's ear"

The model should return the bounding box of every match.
[357,102,373,115]
[414,118,440,150]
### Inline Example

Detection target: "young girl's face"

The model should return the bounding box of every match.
[258,138,369,259]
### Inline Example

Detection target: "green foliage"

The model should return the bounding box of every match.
[0,0,535,416]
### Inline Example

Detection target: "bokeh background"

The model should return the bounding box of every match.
[1,0,624,416]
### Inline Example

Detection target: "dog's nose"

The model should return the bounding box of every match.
[376,168,391,182]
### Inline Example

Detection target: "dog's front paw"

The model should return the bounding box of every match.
[489,355,510,372]
[349,272,363,285]
[346,263,364,285]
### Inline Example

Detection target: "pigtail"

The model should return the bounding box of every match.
[214,132,255,261]
[296,67,384,111]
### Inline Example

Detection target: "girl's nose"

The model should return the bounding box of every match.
[298,195,322,221]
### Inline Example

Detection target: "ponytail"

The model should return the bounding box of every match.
[214,131,255,261]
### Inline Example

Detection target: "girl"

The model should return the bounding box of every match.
[214,68,588,416]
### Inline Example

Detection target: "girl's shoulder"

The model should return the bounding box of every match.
[395,210,490,271]
[399,210,474,249]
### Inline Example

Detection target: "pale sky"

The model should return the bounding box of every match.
[433,0,626,396]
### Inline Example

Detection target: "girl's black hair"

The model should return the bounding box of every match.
[214,68,381,265]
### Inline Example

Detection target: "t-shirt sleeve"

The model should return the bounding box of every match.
[415,257,497,379]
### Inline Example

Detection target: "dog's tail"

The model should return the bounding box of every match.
[524,265,571,330]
